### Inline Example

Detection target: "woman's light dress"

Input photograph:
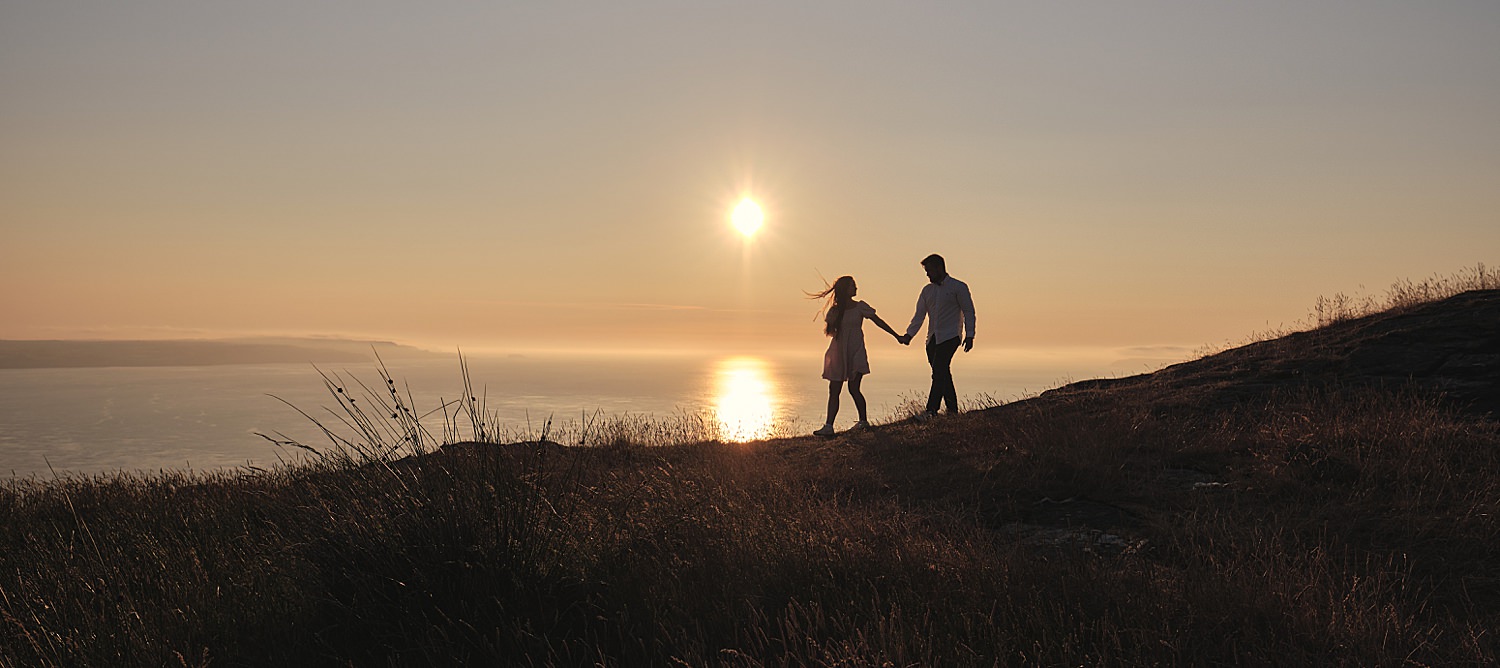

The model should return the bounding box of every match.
[822,301,878,382]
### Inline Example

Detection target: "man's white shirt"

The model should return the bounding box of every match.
[903,276,976,344]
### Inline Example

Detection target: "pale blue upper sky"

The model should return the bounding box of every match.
[3,1,1497,355]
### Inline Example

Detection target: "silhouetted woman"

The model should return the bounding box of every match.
[808,275,901,436]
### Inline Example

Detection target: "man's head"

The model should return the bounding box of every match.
[921,254,946,284]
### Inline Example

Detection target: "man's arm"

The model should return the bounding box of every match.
[902,288,928,343]
[959,281,976,352]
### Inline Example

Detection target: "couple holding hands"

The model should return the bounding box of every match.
[810,253,977,437]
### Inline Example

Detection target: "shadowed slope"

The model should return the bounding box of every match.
[1036,288,1500,416]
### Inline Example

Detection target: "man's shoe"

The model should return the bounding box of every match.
[913,411,937,423]
[813,424,836,437]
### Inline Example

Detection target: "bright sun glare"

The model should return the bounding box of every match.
[713,356,776,442]
[731,198,763,237]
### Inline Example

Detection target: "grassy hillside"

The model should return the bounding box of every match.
[3,290,1498,666]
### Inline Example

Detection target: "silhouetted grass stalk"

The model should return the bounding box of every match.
[1313,262,1494,326]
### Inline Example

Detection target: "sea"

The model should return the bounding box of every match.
[0,348,1143,479]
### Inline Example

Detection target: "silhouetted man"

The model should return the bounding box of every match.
[898,254,976,419]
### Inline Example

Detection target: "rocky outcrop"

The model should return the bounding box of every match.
[1040,290,1500,417]
[1333,291,1500,406]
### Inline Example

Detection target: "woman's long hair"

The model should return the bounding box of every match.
[806,275,856,339]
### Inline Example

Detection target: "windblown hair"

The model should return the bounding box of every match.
[806,275,856,339]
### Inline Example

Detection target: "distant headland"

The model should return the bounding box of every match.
[0,337,446,369]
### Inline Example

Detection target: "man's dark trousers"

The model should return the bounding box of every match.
[925,336,962,414]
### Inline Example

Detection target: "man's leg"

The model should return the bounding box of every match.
[925,336,962,414]
[942,345,960,413]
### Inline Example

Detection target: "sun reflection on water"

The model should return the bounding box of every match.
[712,356,777,442]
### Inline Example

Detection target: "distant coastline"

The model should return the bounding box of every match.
[0,338,446,369]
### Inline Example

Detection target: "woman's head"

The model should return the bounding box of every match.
[806,275,856,303]
[808,275,857,338]
[832,275,856,301]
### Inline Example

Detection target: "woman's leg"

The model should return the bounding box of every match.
[825,380,843,425]
[848,373,868,423]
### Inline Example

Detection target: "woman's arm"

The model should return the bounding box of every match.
[870,314,901,340]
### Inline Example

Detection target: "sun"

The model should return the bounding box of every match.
[730,198,764,237]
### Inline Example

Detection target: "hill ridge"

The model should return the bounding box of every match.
[1031,289,1500,417]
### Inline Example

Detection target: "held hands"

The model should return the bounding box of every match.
[892,334,968,349]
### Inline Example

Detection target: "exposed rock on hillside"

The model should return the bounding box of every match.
[1039,289,1500,417]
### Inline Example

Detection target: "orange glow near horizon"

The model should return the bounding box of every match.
[712,356,776,442]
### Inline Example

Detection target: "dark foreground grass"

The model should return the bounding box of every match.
[6,273,1498,666]
[3,379,1498,666]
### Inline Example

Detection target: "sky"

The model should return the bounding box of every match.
[3,1,1497,361]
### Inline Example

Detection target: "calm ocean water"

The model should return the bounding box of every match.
[0,349,1129,478]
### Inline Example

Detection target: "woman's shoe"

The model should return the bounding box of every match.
[851,420,870,430]
[813,424,836,437]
